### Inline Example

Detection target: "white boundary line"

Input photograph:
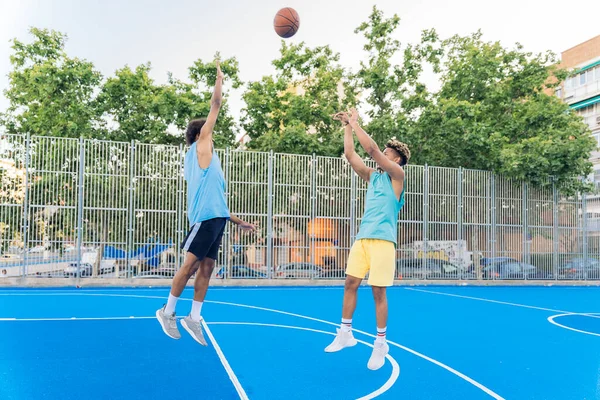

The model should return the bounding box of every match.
[208,322,400,400]
[0,316,153,321]
[547,313,600,337]
[0,315,398,399]
[0,287,345,293]
[0,291,505,400]
[0,285,342,296]
[405,287,577,314]
[202,320,249,400]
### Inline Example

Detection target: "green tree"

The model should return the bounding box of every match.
[241,41,359,156]
[1,28,103,138]
[409,31,594,190]
[97,56,241,147]
[353,7,441,150]
[353,8,593,191]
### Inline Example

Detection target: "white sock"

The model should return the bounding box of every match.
[164,293,179,315]
[341,318,352,333]
[191,300,203,322]
[376,326,387,344]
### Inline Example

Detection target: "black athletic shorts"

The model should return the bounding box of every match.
[180,218,227,260]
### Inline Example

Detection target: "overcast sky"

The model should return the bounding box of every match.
[1,0,598,123]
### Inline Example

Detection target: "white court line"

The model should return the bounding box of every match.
[0,316,155,321]
[0,287,345,293]
[0,316,398,399]
[405,287,582,314]
[547,313,600,337]
[0,292,504,399]
[189,299,504,399]
[208,322,400,400]
[0,292,167,300]
[202,320,249,400]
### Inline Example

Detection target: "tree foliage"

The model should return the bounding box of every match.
[409,31,594,189]
[96,57,240,146]
[353,7,593,190]
[241,41,359,156]
[1,28,239,148]
[1,28,102,138]
[2,22,594,189]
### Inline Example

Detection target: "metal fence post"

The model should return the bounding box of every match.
[175,143,184,273]
[522,182,529,280]
[490,174,497,279]
[223,147,231,279]
[552,178,559,280]
[266,150,274,279]
[310,154,317,266]
[422,165,429,271]
[75,138,85,283]
[582,188,588,271]
[457,167,463,278]
[350,169,357,243]
[21,134,31,278]
[125,141,136,278]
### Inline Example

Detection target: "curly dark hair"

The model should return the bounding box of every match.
[185,119,206,145]
[386,139,411,166]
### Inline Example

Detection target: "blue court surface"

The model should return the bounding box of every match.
[2,286,600,400]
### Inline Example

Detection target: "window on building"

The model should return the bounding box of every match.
[555,87,562,98]
[596,66,600,81]
[593,133,600,148]
[581,73,587,85]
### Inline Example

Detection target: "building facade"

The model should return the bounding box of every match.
[558,35,600,183]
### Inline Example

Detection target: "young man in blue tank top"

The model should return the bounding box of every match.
[156,61,255,345]
[325,108,410,371]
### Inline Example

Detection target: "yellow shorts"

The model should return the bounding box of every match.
[346,239,396,287]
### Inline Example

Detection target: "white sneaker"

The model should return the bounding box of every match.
[181,316,208,346]
[367,341,389,370]
[324,329,357,353]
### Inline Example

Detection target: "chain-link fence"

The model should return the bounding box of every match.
[0,133,596,283]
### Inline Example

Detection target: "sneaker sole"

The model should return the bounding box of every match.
[367,347,390,371]
[155,309,180,340]
[368,362,385,371]
[181,319,208,346]
[324,339,358,353]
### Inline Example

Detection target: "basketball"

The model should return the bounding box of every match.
[273,7,300,39]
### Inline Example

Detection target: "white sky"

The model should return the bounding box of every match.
[0,0,598,125]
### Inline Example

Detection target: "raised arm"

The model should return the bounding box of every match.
[348,108,404,180]
[334,112,374,182]
[197,61,224,166]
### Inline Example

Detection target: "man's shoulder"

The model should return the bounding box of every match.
[386,168,405,182]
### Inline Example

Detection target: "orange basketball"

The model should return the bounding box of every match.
[273,7,300,39]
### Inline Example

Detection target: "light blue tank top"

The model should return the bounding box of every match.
[355,171,405,244]
[184,142,230,227]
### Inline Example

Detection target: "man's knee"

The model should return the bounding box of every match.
[180,259,200,277]
[345,275,361,292]
[371,286,387,303]
[198,258,216,278]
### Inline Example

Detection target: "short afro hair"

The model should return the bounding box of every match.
[185,118,206,146]
[386,139,411,166]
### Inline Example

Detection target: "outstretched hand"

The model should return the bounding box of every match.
[349,108,359,125]
[332,111,350,125]
[239,221,256,233]
[216,60,224,82]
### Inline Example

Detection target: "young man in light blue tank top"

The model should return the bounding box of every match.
[156,61,255,345]
[325,108,410,371]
